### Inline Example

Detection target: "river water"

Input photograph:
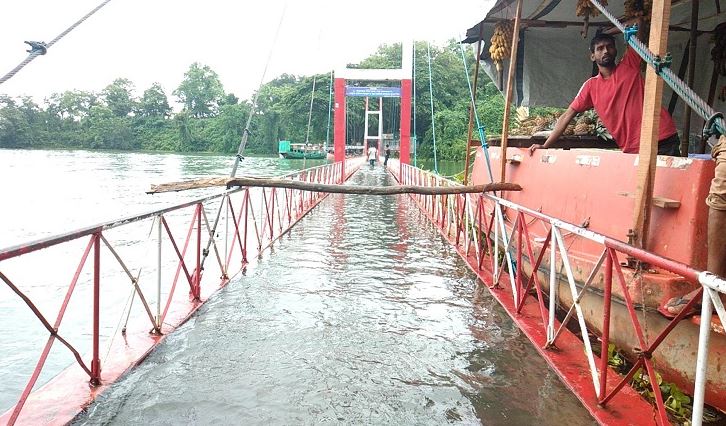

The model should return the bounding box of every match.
[0,149,593,424]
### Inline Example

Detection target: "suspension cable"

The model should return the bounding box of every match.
[0,0,113,86]
[305,75,318,145]
[302,74,319,169]
[586,0,724,140]
[458,39,495,184]
[325,70,333,152]
[230,3,288,176]
[426,42,439,174]
[198,4,287,276]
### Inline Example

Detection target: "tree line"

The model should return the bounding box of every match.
[0,41,507,161]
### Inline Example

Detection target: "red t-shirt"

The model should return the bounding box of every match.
[570,48,677,153]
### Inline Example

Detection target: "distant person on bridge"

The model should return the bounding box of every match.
[384,144,391,166]
[529,27,680,156]
[367,145,378,167]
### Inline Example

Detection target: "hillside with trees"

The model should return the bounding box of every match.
[0,41,506,161]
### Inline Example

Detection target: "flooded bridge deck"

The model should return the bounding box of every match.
[72,167,592,425]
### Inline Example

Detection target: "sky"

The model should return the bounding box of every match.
[0,0,492,105]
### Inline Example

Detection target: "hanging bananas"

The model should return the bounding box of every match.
[489,20,514,72]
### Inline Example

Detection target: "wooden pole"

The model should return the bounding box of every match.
[681,0,699,156]
[499,0,524,183]
[463,25,485,185]
[631,0,673,250]
[148,176,521,195]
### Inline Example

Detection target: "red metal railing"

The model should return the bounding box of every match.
[398,163,726,426]
[0,160,361,425]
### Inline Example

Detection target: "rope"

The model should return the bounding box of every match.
[426,42,439,174]
[0,0,113,86]
[458,38,495,184]
[587,0,725,140]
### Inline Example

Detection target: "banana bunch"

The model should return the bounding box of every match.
[712,24,726,77]
[489,20,514,72]
[576,0,607,17]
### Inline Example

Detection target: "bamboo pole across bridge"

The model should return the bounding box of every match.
[148,177,521,195]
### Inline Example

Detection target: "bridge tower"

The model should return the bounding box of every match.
[333,41,413,181]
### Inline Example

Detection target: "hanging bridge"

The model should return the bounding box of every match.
[2,0,726,424]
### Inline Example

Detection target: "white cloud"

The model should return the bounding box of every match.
[0,0,491,103]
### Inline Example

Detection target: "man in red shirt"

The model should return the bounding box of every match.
[529,31,680,156]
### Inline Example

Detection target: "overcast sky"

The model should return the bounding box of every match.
[0,0,491,104]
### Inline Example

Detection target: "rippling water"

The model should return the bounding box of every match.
[0,149,326,414]
[70,165,594,425]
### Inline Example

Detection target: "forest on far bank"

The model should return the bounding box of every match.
[0,40,513,161]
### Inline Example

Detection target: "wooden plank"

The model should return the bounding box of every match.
[631,2,673,249]
[148,176,522,195]
[487,135,619,149]
[617,191,681,209]
[499,0,523,183]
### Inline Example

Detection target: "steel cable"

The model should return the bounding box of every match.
[0,0,113,86]
[426,42,439,174]
[458,38,496,184]
[199,4,288,276]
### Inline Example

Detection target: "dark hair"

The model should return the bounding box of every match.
[589,33,616,53]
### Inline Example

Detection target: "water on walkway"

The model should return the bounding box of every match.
[73,165,593,425]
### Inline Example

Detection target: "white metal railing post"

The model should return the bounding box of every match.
[465,195,474,256]
[495,205,517,301]
[224,195,229,277]
[547,225,557,342]
[494,201,500,284]
[552,226,600,394]
[691,289,713,426]
[156,214,163,329]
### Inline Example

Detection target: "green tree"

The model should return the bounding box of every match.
[0,39,507,159]
[102,78,136,117]
[47,90,99,121]
[203,102,250,152]
[173,63,225,118]
[174,110,195,151]
[138,83,171,118]
[85,105,134,150]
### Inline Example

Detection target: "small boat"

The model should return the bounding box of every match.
[278,140,327,159]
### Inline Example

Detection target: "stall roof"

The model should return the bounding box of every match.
[463,0,724,138]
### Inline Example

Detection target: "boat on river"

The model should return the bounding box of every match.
[278,140,327,159]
